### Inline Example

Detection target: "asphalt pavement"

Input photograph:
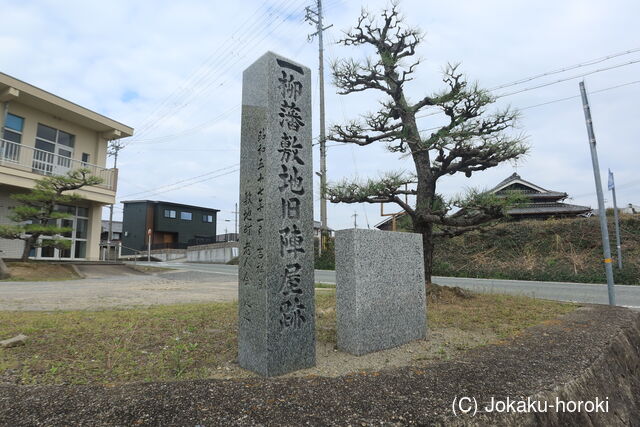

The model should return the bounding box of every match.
[135,261,640,308]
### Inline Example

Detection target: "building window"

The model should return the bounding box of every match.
[164,209,176,218]
[180,211,192,221]
[202,214,214,223]
[34,205,89,259]
[2,113,24,162]
[77,206,89,217]
[74,241,87,259]
[81,152,90,165]
[33,123,76,176]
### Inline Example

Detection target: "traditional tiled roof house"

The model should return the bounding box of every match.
[375,173,591,230]
[490,173,591,220]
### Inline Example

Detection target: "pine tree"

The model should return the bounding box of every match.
[327,5,529,283]
[0,169,102,261]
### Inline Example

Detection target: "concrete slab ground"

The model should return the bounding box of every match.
[73,264,148,278]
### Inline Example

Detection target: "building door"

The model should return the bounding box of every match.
[31,205,89,260]
[33,124,75,176]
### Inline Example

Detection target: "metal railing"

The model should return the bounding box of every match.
[0,138,116,190]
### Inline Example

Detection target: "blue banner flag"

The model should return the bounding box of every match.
[608,169,615,190]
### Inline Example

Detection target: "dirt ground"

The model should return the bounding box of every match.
[1,305,637,426]
[220,327,497,380]
[4,262,80,281]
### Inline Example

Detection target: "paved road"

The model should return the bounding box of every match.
[136,261,640,308]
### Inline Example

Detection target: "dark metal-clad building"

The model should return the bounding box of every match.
[121,200,219,254]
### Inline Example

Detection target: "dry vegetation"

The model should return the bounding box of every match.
[433,216,640,285]
[0,289,576,385]
[2,262,80,282]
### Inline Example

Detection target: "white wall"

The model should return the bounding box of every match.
[186,242,238,263]
[149,249,187,262]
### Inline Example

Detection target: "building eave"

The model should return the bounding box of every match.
[0,72,134,138]
[122,200,220,213]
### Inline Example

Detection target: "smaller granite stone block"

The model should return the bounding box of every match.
[335,228,427,356]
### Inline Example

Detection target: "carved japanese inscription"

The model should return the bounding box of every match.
[238,52,315,377]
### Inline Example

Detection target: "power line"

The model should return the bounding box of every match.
[127,9,640,149]
[415,52,640,119]
[489,46,640,91]
[121,168,240,200]
[131,105,241,145]
[132,0,302,140]
[128,35,313,146]
[117,3,326,198]
[519,80,640,111]
[496,59,640,97]
[131,3,283,138]
[414,79,640,135]
[572,179,640,199]
[119,164,239,199]
[129,0,317,145]
[116,3,345,199]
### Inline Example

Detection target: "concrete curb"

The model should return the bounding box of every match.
[0,258,10,280]
[68,264,86,279]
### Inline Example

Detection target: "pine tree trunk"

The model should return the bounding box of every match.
[423,229,434,284]
[20,236,36,262]
[414,220,434,285]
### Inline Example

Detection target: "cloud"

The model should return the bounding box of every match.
[0,0,638,231]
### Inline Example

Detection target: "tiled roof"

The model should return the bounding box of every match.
[508,203,591,215]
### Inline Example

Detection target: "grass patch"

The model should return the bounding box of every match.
[1,262,80,282]
[0,290,576,385]
[428,292,576,339]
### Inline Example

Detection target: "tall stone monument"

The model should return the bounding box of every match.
[238,52,315,376]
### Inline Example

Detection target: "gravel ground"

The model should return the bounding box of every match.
[1,305,637,426]
[203,327,497,380]
[0,269,238,311]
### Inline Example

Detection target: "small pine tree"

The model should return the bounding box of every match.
[0,169,102,261]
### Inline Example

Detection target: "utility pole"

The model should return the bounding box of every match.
[608,169,623,269]
[579,81,616,306]
[107,139,124,261]
[305,0,332,254]
[352,211,358,229]
[233,202,239,241]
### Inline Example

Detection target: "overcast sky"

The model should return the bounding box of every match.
[1,0,638,232]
